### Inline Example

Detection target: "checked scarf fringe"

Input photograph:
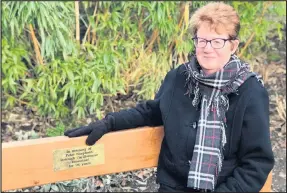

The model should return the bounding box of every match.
[184,55,263,191]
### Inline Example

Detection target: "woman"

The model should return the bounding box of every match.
[64,2,274,192]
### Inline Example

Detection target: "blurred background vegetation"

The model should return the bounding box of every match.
[1,1,286,135]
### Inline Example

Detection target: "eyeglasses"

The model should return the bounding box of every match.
[192,37,236,49]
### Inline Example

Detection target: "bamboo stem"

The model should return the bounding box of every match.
[168,2,187,54]
[138,9,144,33]
[92,32,96,45]
[29,24,43,65]
[83,2,98,45]
[145,28,159,52]
[87,28,90,43]
[4,93,31,106]
[107,97,115,112]
[157,35,160,48]
[184,2,190,28]
[238,2,272,58]
[178,4,185,29]
[92,7,99,45]
[75,1,80,44]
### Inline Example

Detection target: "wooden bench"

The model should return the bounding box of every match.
[2,126,272,192]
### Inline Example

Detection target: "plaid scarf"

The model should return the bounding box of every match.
[184,55,263,191]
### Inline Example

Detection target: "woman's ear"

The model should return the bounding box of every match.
[231,39,240,54]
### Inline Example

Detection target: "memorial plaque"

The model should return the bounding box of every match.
[53,144,105,171]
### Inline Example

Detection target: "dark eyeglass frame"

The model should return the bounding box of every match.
[192,36,237,49]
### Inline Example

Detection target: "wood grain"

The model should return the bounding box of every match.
[2,126,272,192]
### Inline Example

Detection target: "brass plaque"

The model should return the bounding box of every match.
[53,144,105,171]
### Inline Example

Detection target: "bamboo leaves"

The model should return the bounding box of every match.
[2,1,286,121]
[2,2,76,61]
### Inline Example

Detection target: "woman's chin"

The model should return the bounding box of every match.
[199,62,218,70]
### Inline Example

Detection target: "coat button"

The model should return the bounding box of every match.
[192,122,197,129]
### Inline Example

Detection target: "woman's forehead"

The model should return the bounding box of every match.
[197,25,229,39]
[196,22,229,37]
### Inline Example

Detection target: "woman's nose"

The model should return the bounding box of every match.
[204,41,213,50]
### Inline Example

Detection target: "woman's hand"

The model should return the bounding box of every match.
[64,120,110,145]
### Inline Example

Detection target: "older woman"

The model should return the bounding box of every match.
[64,2,274,192]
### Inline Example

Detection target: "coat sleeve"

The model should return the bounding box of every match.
[105,70,174,131]
[215,85,275,192]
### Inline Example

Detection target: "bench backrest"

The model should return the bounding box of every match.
[2,126,272,191]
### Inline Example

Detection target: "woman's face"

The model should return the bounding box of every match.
[195,23,239,75]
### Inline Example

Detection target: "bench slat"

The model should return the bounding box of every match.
[1,126,272,191]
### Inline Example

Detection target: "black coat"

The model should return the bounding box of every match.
[106,64,274,192]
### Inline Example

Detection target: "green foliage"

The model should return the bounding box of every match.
[231,1,286,60]
[1,1,286,124]
[46,123,66,137]
[1,38,30,107]
[19,49,126,119]
[2,2,77,61]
